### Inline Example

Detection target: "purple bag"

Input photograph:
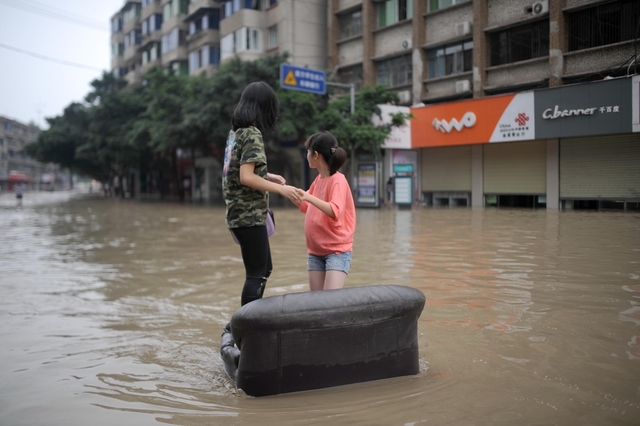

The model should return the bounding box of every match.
[231,209,275,244]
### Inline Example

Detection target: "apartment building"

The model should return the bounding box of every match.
[111,0,327,83]
[329,0,640,210]
[0,116,63,192]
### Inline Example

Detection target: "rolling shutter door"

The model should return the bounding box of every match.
[560,134,640,199]
[484,140,546,194]
[420,145,472,191]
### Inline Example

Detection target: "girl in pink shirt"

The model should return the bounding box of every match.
[294,131,356,291]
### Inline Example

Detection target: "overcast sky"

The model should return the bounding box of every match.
[0,0,124,129]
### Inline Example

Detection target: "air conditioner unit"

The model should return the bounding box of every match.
[531,0,548,16]
[455,21,471,37]
[401,39,412,50]
[455,80,470,93]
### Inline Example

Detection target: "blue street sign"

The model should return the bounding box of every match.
[280,63,326,95]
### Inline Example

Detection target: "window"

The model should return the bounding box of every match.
[189,10,219,35]
[489,20,549,66]
[428,0,470,13]
[377,54,412,87]
[123,4,140,23]
[162,29,186,54]
[337,65,363,91]
[221,27,261,59]
[164,0,188,20]
[112,43,125,58]
[143,14,162,35]
[567,0,640,52]
[339,10,362,39]
[376,0,412,28]
[124,30,141,49]
[268,25,278,49]
[111,17,123,33]
[189,45,220,71]
[222,0,260,18]
[142,43,160,65]
[427,41,473,78]
[170,61,188,76]
[247,28,261,51]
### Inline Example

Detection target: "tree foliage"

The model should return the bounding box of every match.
[26,55,409,189]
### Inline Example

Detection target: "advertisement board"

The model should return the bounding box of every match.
[356,163,378,207]
[410,93,534,148]
[534,78,631,138]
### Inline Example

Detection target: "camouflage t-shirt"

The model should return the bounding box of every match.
[222,126,269,229]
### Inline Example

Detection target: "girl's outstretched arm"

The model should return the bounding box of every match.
[299,190,335,218]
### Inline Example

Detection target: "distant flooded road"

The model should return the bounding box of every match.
[1,191,639,425]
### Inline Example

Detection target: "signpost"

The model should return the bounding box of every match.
[279,63,358,203]
[280,63,326,95]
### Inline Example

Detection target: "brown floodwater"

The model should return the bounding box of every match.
[1,190,639,425]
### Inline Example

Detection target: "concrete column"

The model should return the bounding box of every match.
[472,0,488,98]
[327,0,340,70]
[413,0,427,103]
[549,0,566,87]
[546,139,560,210]
[471,145,484,207]
[362,0,376,87]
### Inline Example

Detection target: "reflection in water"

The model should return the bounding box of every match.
[1,191,639,425]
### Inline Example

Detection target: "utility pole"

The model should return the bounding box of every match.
[326,82,356,189]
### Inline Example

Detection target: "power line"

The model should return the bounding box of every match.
[0,42,105,71]
[0,0,110,31]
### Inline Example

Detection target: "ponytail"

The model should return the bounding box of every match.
[304,131,347,175]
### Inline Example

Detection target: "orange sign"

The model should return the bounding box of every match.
[411,94,516,148]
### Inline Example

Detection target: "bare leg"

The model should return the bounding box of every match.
[323,270,347,290]
[308,271,325,291]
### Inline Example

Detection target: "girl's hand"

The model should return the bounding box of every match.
[279,185,301,203]
[295,188,307,201]
[267,173,286,185]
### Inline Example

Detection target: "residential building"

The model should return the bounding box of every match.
[0,116,63,192]
[111,0,327,80]
[329,0,640,210]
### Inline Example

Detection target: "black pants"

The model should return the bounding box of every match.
[231,225,272,306]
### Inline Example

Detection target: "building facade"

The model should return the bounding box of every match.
[329,0,640,210]
[111,0,328,83]
[0,116,64,192]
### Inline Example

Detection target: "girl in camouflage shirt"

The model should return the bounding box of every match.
[222,82,300,306]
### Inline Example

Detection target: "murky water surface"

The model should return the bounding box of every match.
[1,191,639,425]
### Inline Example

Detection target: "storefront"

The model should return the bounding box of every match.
[408,77,639,210]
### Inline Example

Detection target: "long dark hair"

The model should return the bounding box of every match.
[231,82,279,135]
[304,131,347,176]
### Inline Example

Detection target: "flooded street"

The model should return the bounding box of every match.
[1,191,639,425]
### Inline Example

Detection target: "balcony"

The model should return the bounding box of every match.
[187,29,220,50]
[125,67,142,86]
[140,29,162,49]
[111,55,125,70]
[220,8,264,37]
[141,58,162,75]
[162,46,188,63]
[162,14,188,34]
[141,0,161,21]
[188,0,219,18]
[124,44,140,62]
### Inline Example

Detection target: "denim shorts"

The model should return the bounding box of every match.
[307,251,352,274]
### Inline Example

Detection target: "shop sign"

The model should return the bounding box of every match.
[410,92,534,148]
[534,77,631,138]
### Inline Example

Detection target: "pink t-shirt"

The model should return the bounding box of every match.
[300,172,356,256]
